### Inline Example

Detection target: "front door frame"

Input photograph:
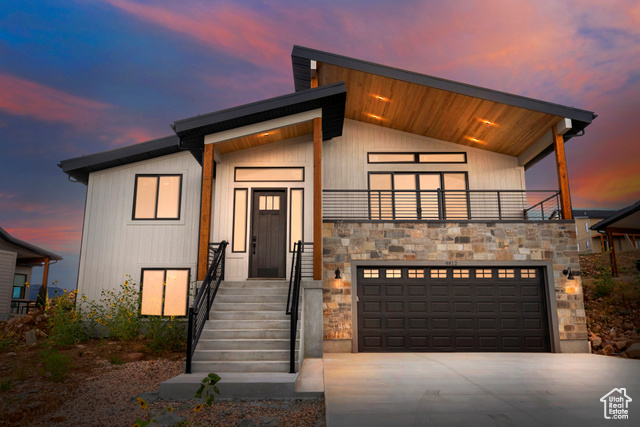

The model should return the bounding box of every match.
[249,188,287,278]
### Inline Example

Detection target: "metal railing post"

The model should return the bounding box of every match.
[497,191,502,220]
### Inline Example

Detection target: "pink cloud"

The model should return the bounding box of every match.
[0,73,111,130]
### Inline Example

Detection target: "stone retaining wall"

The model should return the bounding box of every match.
[322,221,587,351]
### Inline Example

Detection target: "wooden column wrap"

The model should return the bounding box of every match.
[198,144,214,281]
[608,232,618,277]
[313,116,322,280]
[553,125,573,220]
[42,258,50,295]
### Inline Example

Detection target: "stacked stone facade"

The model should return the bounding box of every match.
[322,221,587,350]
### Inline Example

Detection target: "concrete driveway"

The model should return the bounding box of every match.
[323,353,640,426]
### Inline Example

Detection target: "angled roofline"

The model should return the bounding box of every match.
[291,45,596,123]
[572,209,618,219]
[0,227,62,260]
[59,135,181,184]
[172,82,347,160]
[591,200,640,231]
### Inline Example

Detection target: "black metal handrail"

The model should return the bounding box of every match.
[186,240,228,374]
[323,189,562,221]
[286,240,303,373]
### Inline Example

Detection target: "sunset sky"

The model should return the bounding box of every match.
[1,0,639,288]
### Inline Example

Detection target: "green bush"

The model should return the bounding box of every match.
[86,276,141,341]
[143,315,186,353]
[47,290,91,346]
[40,347,73,382]
[594,268,615,298]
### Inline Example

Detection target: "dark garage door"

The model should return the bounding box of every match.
[357,266,550,352]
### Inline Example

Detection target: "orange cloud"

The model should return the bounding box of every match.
[102,0,292,72]
[0,73,110,130]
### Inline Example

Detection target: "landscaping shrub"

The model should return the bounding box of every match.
[594,268,615,298]
[85,276,141,341]
[143,315,187,353]
[47,290,91,346]
[39,347,73,382]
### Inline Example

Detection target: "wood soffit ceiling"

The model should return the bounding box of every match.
[216,121,314,154]
[318,63,563,157]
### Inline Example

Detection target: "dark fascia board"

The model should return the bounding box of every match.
[572,209,617,219]
[58,135,181,184]
[172,82,347,155]
[292,45,596,123]
[591,200,640,231]
[0,227,63,260]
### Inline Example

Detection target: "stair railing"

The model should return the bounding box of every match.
[286,240,303,373]
[186,240,228,374]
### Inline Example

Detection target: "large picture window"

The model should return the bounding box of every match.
[133,175,182,220]
[12,274,27,299]
[368,172,468,220]
[140,268,190,316]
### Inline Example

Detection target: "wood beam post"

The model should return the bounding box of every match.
[553,124,572,220]
[42,258,50,296]
[198,144,214,281]
[313,116,322,281]
[608,231,618,277]
[600,234,604,252]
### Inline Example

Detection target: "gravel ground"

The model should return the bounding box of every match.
[33,359,324,426]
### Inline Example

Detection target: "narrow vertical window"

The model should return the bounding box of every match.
[163,270,189,316]
[233,189,248,252]
[140,270,165,316]
[290,188,304,251]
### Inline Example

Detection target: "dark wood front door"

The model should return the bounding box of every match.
[249,189,287,278]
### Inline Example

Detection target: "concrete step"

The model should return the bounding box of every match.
[192,349,297,362]
[189,360,291,373]
[199,329,292,340]
[207,320,292,329]
[197,339,299,350]
[210,311,291,321]
[211,302,285,311]
[160,372,322,399]
[221,281,290,288]
[217,287,289,296]
[216,295,289,304]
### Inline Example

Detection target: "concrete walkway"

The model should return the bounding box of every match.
[323,353,640,426]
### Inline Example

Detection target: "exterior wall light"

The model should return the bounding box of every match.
[562,267,575,280]
[335,269,341,280]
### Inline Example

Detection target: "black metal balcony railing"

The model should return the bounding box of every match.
[323,190,562,222]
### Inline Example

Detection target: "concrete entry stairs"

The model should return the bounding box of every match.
[191,280,299,373]
[160,280,324,400]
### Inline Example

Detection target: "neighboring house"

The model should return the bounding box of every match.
[60,45,597,371]
[572,209,617,253]
[592,200,640,276]
[0,227,62,320]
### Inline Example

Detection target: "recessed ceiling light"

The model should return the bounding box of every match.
[369,114,381,119]
[263,132,270,136]
[484,120,492,125]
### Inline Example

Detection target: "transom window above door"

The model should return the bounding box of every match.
[368,172,468,220]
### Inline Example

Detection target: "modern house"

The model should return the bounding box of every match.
[572,209,639,254]
[0,227,62,320]
[591,200,640,276]
[60,46,596,374]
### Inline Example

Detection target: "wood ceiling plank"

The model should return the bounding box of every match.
[216,121,313,154]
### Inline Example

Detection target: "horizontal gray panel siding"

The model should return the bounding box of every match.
[0,250,17,318]
[77,152,201,301]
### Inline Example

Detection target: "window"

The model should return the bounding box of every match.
[408,269,424,278]
[12,274,27,299]
[289,189,304,251]
[140,269,190,316]
[476,269,492,278]
[498,269,515,278]
[235,167,304,182]
[363,269,379,278]
[521,269,536,279]
[577,242,581,251]
[586,239,591,250]
[133,175,182,220]
[430,269,447,278]
[452,269,470,278]
[368,152,466,164]
[386,269,402,278]
[585,222,590,234]
[368,172,468,220]
[232,189,248,252]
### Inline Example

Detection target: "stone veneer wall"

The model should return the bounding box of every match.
[322,221,586,348]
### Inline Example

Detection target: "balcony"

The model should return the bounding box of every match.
[323,190,562,222]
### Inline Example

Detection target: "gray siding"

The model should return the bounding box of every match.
[0,250,17,320]
[77,152,201,301]
[324,119,525,190]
